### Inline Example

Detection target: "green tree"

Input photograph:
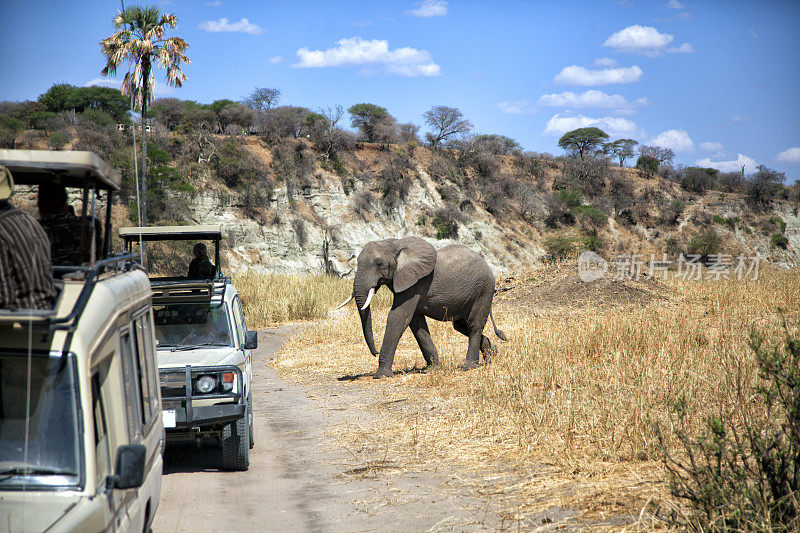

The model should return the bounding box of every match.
[638,144,675,166]
[558,127,609,160]
[747,165,785,211]
[603,138,638,166]
[636,154,659,178]
[0,118,24,148]
[100,4,189,237]
[348,103,390,142]
[423,105,473,150]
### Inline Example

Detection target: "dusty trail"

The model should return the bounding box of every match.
[152,326,503,532]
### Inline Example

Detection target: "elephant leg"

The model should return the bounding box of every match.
[456,318,493,363]
[375,291,420,379]
[459,333,482,371]
[410,315,439,370]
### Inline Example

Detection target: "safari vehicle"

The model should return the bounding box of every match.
[119,226,257,471]
[0,150,162,533]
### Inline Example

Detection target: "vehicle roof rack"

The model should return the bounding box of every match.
[150,277,229,306]
[118,225,222,241]
[0,149,121,191]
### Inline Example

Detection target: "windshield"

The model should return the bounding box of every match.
[153,303,232,348]
[0,353,81,488]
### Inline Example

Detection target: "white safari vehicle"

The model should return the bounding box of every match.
[119,226,256,471]
[0,150,162,533]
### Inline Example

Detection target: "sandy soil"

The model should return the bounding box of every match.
[152,326,531,532]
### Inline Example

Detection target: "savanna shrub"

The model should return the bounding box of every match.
[542,235,576,262]
[771,233,789,249]
[656,326,800,531]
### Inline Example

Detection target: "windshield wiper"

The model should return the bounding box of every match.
[170,342,229,352]
[0,466,76,481]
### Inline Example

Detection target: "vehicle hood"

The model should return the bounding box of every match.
[0,494,77,532]
[157,347,243,368]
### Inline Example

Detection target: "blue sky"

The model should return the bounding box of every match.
[1,0,799,178]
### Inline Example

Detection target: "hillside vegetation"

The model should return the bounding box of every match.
[2,84,798,272]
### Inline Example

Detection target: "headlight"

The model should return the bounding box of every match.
[195,375,217,394]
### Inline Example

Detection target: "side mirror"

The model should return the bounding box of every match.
[109,444,146,489]
[244,330,258,350]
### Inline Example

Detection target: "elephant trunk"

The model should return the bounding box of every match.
[354,273,379,356]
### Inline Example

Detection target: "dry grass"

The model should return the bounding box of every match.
[265,267,800,527]
[232,272,356,327]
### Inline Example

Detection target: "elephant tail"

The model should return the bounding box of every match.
[489,309,507,341]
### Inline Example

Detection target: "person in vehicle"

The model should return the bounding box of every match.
[0,165,57,310]
[187,242,216,279]
[37,182,101,266]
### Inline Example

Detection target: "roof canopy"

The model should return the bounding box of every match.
[119,225,223,242]
[0,150,122,191]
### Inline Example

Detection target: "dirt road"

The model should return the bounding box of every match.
[152,326,507,532]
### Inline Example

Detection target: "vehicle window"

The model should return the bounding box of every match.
[132,321,152,426]
[119,331,142,442]
[0,353,81,488]
[140,312,160,415]
[232,297,245,348]
[153,303,233,348]
[91,372,111,488]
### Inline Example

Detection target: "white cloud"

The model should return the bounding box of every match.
[293,37,441,77]
[695,153,758,173]
[85,78,122,89]
[699,141,724,152]
[669,42,695,53]
[407,0,448,17]
[554,65,643,86]
[605,25,673,49]
[205,0,222,6]
[593,57,618,67]
[603,24,692,56]
[198,18,264,34]
[648,129,694,152]
[268,55,283,65]
[496,99,536,115]
[537,90,649,113]
[776,147,800,163]
[749,28,758,38]
[543,112,641,138]
[666,0,683,8]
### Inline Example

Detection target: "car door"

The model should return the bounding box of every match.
[231,295,252,395]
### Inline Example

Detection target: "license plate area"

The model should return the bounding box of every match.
[163,409,177,428]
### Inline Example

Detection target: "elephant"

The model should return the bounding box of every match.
[335,236,507,379]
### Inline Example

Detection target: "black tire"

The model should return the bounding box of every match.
[221,413,250,471]
[247,390,254,449]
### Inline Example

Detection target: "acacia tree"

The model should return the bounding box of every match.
[423,105,472,150]
[100,5,189,232]
[557,127,609,160]
[638,144,675,166]
[603,138,638,166]
[348,103,390,142]
[243,87,281,112]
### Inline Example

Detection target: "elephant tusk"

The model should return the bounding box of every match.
[360,288,375,310]
[334,294,353,310]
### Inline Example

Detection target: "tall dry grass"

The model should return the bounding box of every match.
[267,267,800,522]
[232,271,356,327]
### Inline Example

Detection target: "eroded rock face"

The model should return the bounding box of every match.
[187,165,540,277]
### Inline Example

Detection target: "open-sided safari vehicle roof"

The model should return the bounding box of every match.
[0,149,144,355]
[118,225,221,241]
[0,149,121,191]
[119,224,225,304]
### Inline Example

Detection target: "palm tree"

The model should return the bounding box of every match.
[100,5,189,231]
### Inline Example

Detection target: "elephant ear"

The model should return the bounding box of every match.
[394,236,437,293]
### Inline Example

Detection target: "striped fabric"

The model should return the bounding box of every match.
[0,202,57,310]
